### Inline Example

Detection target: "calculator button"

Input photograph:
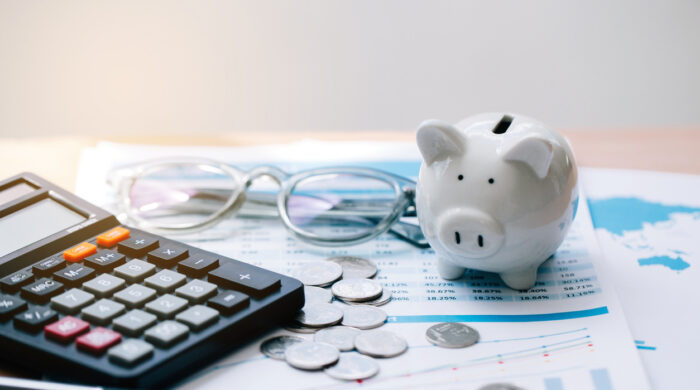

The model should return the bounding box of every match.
[83,274,126,298]
[144,320,189,348]
[50,288,95,314]
[108,339,154,366]
[175,305,219,331]
[207,291,249,315]
[144,270,187,293]
[76,327,122,354]
[32,257,66,277]
[112,309,158,337]
[178,255,219,278]
[175,280,218,303]
[14,307,58,333]
[53,264,96,288]
[63,242,97,263]
[0,294,27,320]
[96,227,131,248]
[1,270,34,293]
[145,294,188,319]
[114,260,156,283]
[117,236,159,258]
[21,278,64,304]
[44,315,90,343]
[81,298,126,325]
[113,284,157,308]
[208,262,280,297]
[147,246,189,268]
[84,250,126,272]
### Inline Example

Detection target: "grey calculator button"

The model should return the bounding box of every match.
[144,270,186,293]
[113,284,157,308]
[175,280,217,303]
[50,288,95,314]
[144,294,188,319]
[114,260,156,283]
[108,339,154,366]
[144,320,189,348]
[81,298,126,325]
[175,305,219,331]
[82,274,126,298]
[112,309,158,336]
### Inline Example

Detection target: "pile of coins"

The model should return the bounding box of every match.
[260,256,406,380]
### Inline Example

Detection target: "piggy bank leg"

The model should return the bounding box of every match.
[437,258,466,280]
[499,267,538,290]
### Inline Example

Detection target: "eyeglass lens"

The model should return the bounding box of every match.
[286,173,399,240]
[129,164,237,227]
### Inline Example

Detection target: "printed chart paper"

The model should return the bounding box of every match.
[583,168,700,390]
[76,141,651,389]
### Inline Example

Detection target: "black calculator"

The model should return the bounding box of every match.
[0,173,304,388]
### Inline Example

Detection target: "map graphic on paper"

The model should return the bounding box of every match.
[588,197,700,272]
[582,168,700,390]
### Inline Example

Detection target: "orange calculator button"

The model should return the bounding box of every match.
[63,242,97,263]
[96,227,130,247]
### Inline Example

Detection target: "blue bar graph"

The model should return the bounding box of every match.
[544,377,565,390]
[591,368,613,390]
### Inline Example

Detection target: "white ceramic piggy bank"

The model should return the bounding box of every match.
[415,113,578,290]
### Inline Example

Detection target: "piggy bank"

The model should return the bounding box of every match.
[415,113,578,290]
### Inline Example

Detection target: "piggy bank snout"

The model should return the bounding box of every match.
[436,209,504,259]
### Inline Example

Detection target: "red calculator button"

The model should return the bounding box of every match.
[44,316,90,342]
[63,242,97,263]
[76,327,122,354]
[97,227,130,248]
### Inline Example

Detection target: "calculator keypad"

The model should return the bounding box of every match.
[0,225,302,382]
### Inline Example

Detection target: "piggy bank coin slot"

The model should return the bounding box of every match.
[492,115,513,134]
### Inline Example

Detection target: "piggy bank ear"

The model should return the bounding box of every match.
[416,120,465,165]
[501,134,554,179]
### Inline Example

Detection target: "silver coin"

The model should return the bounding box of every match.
[324,353,380,381]
[285,341,340,370]
[478,384,525,390]
[304,285,333,305]
[314,326,361,352]
[354,330,408,358]
[343,289,392,306]
[331,278,383,302]
[425,322,480,348]
[340,305,387,330]
[284,322,319,334]
[293,261,343,287]
[327,256,378,279]
[260,335,305,360]
[295,303,344,328]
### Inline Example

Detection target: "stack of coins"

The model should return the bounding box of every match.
[260,256,407,380]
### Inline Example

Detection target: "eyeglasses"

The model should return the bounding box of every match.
[107,158,428,248]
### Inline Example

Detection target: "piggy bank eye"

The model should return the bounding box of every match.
[458,174,464,181]
[488,178,495,184]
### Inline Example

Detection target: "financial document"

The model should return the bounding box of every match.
[583,168,700,390]
[76,141,650,389]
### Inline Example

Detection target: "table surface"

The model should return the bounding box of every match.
[0,129,698,191]
[0,129,697,380]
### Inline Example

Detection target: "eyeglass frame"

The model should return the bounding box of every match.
[108,158,424,247]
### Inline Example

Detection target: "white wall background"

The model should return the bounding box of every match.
[0,0,698,137]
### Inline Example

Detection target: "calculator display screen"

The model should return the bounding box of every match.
[0,198,86,257]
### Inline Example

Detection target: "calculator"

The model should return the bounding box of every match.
[0,173,304,387]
